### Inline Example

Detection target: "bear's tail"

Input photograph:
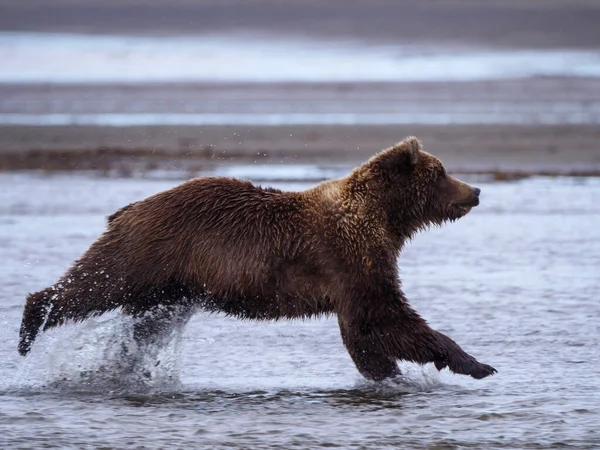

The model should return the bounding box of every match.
[18,288,55,356]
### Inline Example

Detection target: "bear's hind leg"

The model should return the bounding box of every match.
[126,301,197,350]
[115,301,196,378]
[19,288,55,356]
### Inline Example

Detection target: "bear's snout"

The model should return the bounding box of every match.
[450,181,481,209]
[468,186,481,207]
[469,186,481,207]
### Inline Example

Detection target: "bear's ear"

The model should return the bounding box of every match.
[394,136,421,166]
[375,136,421,173]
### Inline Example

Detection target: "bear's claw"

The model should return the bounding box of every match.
[469,363,497,379]
[435,355,497,379]
[447,356,497,379]
[433,331,497,379]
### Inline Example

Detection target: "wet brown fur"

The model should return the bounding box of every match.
[19,137,496,381]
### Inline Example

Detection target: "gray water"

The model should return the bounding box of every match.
[1,170,599,448]
[3,32,600,83]
[4,109,600,127]
[2,32,600,127]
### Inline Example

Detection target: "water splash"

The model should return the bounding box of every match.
[350,362,443,395]
[7,311,186,395]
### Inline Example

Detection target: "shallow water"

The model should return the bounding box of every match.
[4,108,600,127]
[2,32,600,84]
[1,170,599,448]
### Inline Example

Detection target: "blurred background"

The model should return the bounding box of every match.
[1,0,599,176]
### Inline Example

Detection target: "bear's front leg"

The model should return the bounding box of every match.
[430,330,497,379]
[337,281,496,380]
[337,316,401,381]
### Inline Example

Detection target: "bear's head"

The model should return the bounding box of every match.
[358,136,481,238]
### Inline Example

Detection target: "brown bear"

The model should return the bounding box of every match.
[19,137,496,381]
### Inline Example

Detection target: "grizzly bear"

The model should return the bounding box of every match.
[19,137,496,381]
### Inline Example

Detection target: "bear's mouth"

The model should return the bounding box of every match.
[455,205,472,214]
[447,204,471,221]
[448,197,479,220]
[453,196,480,209]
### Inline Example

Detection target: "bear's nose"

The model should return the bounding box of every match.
[473,187,481,196]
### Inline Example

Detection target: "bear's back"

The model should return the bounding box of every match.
[106,177,313,298]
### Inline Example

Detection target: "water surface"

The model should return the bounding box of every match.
[1,171,599,448]
[2,32,600,84]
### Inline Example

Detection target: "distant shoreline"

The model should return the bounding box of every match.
[2,124,599,177]
[2,77,599,126]
[2,0,598,179]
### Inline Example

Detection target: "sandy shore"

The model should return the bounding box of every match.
[2,124,599,177]
[4,78,598,116]
[1,77,599,176]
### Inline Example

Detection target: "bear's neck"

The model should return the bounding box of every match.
[306,173,424,256]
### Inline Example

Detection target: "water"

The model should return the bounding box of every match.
[2,32,600,84]
[1,170,599,448]
[3,109,600,126]
[2,32,600,127]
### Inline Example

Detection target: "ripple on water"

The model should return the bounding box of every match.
[1,173,599,448]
